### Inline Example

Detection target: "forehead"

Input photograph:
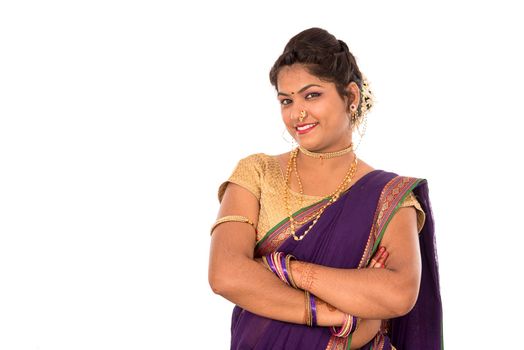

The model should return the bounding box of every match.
[277,64,325,92]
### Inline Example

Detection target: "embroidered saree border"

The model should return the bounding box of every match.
[324,335,350,350]
[358,176,423,269]
[254,196,330,256]
[254,171,380,256]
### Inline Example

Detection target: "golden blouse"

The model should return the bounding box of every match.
[218,153,426,242]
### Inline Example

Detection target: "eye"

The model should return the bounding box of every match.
[306,92,321,99]
[280,98,292,106]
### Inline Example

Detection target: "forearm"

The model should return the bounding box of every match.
[211,255,382,344]
[210,254,344,326]
[292,261,419,319]
[349,319,382,349]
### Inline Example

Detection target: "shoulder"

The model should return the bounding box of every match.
[378,171,428,234]
[229,153,275,181]
[217,153,273,203]
[235,152,272,171]
[369,165,426,190]
[375,170,427,206]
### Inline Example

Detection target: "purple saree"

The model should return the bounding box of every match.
[231,170,443,350]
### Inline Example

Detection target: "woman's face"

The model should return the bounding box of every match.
[277,64,356,153]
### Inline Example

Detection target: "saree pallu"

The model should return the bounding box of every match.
[231,170,443,350]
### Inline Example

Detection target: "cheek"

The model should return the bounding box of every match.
[282,109,293,126]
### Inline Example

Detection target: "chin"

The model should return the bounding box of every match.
[298,141,323,152]
[298,134,321,146]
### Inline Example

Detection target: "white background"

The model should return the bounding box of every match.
[1,1,522,349]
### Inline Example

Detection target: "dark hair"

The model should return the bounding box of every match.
[269,27,363,113]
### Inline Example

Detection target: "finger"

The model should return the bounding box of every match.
[369,247,387,268]
[377,251,389,268]
[375,246,386,256]
[370,247,385,262]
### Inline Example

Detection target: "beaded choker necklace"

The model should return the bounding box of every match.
[298,143,353,160]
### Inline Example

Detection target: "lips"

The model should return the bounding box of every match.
[295,122,319,134]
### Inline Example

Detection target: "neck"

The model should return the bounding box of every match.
[295,147,356,172]
[298,143,353,159]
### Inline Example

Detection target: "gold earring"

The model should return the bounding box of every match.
[349,105,357,123]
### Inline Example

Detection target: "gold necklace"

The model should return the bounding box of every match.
[284,147,358,241]
[291,151,358,227]
[285,149,330,228]
[298,143,353,161]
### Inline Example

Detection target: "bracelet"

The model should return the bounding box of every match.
[330,313,360,338]
[285,254,298,288]
[210,215,256,235]
[262,252,297,288]
[309,292,317,327]
[304,290,312,326]
[303,291,318,327]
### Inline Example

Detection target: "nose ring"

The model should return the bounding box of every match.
[299,110,307,122]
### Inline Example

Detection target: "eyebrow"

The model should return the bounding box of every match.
[277,84,323,97]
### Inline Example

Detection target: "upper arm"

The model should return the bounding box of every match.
[211,154,264,260]
[379,205,422,308]
[210,182,260,261]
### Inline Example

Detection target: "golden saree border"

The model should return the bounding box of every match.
[254,197,329,256]
[323,332,390,350]
[373,332,387,349]
[323,325,389,350]
[358,176,424,269]
[324,335,350,350]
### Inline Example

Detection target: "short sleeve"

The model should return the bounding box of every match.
[217,154,265,203]
[399,191,426,234]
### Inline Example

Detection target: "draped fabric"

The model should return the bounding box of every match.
[230,170,443,350]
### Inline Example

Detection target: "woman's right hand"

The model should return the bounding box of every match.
[368,246,389,269]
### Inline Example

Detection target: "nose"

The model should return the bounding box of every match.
[290,106,307,123]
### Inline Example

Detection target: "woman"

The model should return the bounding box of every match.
[208,27,443,349]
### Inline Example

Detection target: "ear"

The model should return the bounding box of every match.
[345,81,361,111]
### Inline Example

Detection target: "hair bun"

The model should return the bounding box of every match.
[357,74,374,123]
[337,39,349,52]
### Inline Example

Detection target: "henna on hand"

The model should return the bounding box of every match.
[315,297,337,312]
[298,262,316,291]
[368,246,389,268]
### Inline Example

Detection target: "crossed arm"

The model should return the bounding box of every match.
[208,183,421,346]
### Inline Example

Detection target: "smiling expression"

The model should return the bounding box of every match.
[277,64,357,152]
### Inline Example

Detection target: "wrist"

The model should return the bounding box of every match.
[290,260,303,289]
[290,260,315,290]
[315,297,346,326]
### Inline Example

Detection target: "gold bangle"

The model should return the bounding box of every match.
[210,215,256,235]
[304,290,312,326]
[285,255,298,288]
